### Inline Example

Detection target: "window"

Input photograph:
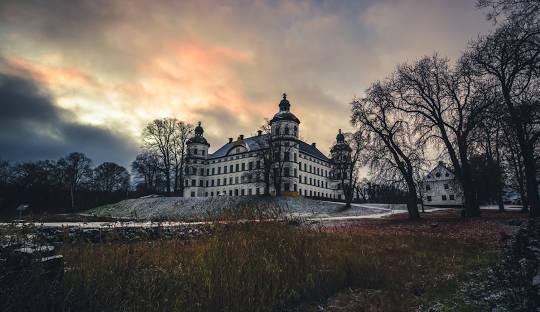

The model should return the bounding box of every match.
[235,163,239,172]
[284,183,290,191]
[212,168,215,175]
[230,165,234,172]
[229,190,233,196]
[206,168,209,175]
[235,176,239,184]
[191,191,195,197]
[217,179,221,186]
[426,185,431,191]
[202,150,205,156]
[294,153,297,162]
[241,189,245,195]
[256,188,260,195]
[211,180,215,187]
[284,152,290,161]
[199,180,204,187]
[256,161,260,169]
[294,168,298,177]
[284,127,289,135]
[229,177,233,184]
[191,180,196,186]
[427,196,432,201]
[218,167,221,174]
[294,184,297,192]
[224,166,228,174]
[241,163,245,171]
[248,189,252,195]
[248,162,253,170]
[435,172,441,177]
[211,192,214,196]
[442,195,447,201]
[235,189,239,196]
[194,149,198,155]
[444,184,449,190]
[223,178,227,185]
[205,192,208,197]
[299,175,302,183]
[449,194,455,200]
[284,167,290,177]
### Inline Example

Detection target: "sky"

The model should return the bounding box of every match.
[0,0,494,169]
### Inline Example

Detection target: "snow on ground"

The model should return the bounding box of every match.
[85,196,411,222]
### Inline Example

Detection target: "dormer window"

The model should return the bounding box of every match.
[435,172,441,177]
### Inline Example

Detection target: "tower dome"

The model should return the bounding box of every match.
[194,121,204,135]
[187,121,210,146]
[270,93,300,124]
[336,129,345,143]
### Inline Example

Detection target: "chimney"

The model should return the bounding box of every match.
[312,142,316,148]
[257,130,262,136]
[240,134,244,140]
[228,138,233,143]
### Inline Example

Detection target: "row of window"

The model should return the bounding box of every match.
[298,175,329,189]
[426,194,455,201]
[425,184,450,191]
[298,161,328,177]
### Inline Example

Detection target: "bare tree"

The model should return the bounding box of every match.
[391,55,497,217]
[93,162,130,192]
[171,121,194,195]
[57,152,92,211]
[352,81,424,220]
[468,19,540,216]
[131,151,164,193]
[142,118,178,195]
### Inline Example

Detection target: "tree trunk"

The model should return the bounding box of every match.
[405,177,420,220]
[70,185,75,212]
[459,158,481,217]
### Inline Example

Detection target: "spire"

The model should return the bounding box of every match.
[336,129,345,143]
[195,121,204,136]
[279,92,290,111]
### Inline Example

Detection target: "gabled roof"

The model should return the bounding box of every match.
[207,134,330,162]
[423,162,455,182]
[208,134,270,159]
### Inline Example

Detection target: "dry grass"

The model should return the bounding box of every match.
[56,222,500,312]
[3,209,523,311]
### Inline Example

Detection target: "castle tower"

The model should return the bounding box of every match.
[184,121,210,197]
[269,93,300,195]
[330,129,352,198]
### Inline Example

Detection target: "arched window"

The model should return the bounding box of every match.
[284,127,290,135]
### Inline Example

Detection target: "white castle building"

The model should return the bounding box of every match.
[183,94,349,199]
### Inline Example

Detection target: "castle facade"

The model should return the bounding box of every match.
[183,94,349,199]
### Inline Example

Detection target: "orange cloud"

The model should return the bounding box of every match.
[7,57,101,89]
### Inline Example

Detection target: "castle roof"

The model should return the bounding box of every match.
[207,134,329,161]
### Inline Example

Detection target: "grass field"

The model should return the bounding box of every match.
[3,209,525,312]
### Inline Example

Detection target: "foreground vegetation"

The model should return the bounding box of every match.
[2,219,502,312]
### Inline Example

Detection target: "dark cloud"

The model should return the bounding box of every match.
[0,72,138,167]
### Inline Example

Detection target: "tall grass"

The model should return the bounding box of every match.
[55,223,498,312]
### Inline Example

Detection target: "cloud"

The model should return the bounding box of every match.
[0,0,495,164]
[0,70,138,167]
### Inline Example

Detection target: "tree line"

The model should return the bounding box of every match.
[0,152,129,216]
[347,0,540,219]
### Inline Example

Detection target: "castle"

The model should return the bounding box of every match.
[183,94,350,199]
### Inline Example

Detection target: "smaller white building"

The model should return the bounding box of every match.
[422,161,464,207]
